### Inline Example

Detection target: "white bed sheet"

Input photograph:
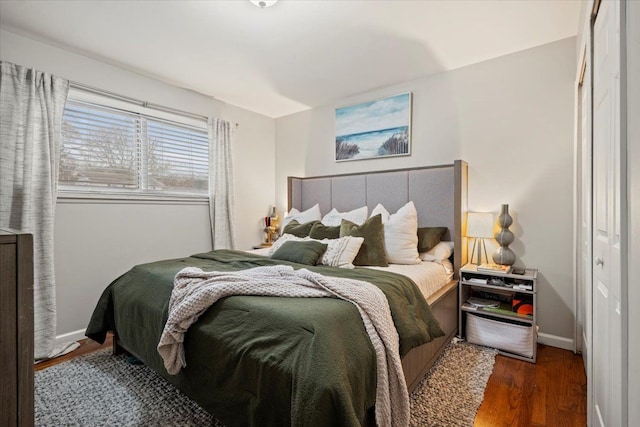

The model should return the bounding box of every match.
[365,260,453,301]
[247,247,453,301]
[250,247,271,257]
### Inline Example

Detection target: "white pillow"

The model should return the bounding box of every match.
[321,206,368,226]
[317,236,364,269]
[371,201,420,265]
[419,241,455,262]
[371,203,390,223]
[269,234,364,269]
[281,204,322,228]
[269,233,301,254]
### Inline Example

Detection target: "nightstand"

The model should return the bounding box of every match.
[458,263,538,363]
[252,243,272,250]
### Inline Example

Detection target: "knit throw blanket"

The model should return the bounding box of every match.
[157,265,409,427]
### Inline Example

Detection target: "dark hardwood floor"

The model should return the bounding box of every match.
[475,345,587,426]
[35,338,587,426]
[34,334,113,372]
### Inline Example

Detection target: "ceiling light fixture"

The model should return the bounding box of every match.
[250,0,278,8]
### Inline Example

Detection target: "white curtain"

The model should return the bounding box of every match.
[208,118,236,249]
[0,61,77,359]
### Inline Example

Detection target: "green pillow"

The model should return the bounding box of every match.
[340,214,388,267]
[309,222,341,240]
[417,227,448,253]
[271,241,328,265]
[282,220,320,238]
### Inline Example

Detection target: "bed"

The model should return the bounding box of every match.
[286,161,468,393]
[86,160,468,426]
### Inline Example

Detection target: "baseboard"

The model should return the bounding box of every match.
[538,332,575,351]
[55,328,86,346]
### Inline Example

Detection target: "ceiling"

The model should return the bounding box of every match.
[0,0,582,118]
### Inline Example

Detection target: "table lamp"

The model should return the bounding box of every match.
[466,212,494,265]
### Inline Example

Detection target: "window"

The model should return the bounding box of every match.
[60,90,208,197]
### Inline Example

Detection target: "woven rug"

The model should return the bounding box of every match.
[35,340,497,426]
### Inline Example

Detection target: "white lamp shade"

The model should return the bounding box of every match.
[466,212,494,238]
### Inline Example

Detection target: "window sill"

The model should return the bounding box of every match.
[57,191,210,205]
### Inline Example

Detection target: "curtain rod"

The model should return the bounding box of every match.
[69,81,238,127]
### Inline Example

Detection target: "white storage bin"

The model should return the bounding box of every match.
[466,313,534,358]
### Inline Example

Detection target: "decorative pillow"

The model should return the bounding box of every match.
[309,222,341,240]
[321,206,368,226]
[282,220,319,238]
[271,241,328,265]
[419,241,455,262]
[371,202,420,264]
[417,227,448,253]
[318,236,364,269]
[268,233,300,255]
[281,204,322,228]
[340,215,388,267]
[268,234,364,269]
[370,203,391,222]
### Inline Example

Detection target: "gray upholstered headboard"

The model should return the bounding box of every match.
[287,160,468,277]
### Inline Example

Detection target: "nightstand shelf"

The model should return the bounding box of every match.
[458,263,538,363]
[461,303,535,324]
[459,280,535,295]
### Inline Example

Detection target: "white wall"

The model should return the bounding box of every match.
[0,30,275,339]
[276,37,577,343]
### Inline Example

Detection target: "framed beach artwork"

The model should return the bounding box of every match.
[335,92,412,162]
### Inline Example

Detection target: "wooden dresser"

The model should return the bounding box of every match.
[0,229,34,426]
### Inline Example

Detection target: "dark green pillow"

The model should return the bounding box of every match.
[282,220,320,238]
[309,222,341,240]
[340,214,388,267]
[271,241,328,265]
[417,227,448,253]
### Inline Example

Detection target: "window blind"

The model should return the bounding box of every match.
[60,98,208,197]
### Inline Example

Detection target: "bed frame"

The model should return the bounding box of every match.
[288,160,468,392]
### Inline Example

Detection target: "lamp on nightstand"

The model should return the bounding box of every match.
[264,206,280,244]
[466,212,494,265]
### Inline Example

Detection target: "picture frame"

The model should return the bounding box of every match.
[335,92,412,162]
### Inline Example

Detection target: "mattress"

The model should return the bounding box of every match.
[366,260,453,301]
[249,247,453,301]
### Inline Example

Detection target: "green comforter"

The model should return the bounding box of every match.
[86,250,443,427]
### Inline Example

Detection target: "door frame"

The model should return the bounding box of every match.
[574,45,590,356]
[574,35,593,427]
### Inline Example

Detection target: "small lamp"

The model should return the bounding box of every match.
[466,212,494,265]
[264,206,280,244]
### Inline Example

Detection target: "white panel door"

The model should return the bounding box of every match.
[592,1,623,426]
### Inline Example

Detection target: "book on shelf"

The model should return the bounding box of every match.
[472,289,512,303]
[477,263,512,274]
[466,297,500,308]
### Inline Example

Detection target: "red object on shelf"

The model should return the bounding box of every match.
[512,296,533,316]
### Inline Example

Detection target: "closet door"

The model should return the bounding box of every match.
[577,46,593,422]
[592,0,624,426]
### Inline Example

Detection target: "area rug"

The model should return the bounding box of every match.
[35,340,497,426]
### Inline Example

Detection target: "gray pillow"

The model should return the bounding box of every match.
[271,241,328,265]
[340,214,388,267]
